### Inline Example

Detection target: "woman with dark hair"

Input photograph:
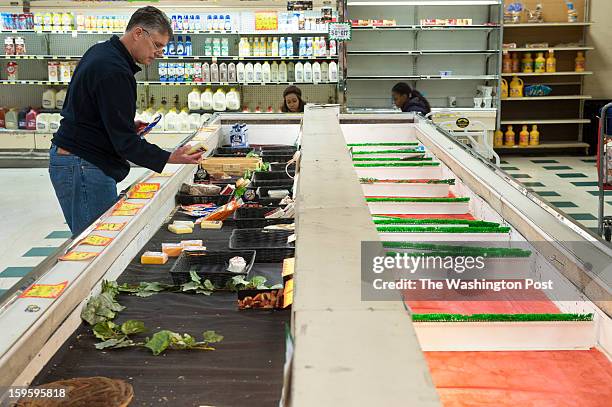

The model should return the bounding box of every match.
[391,82,431,115]
[281,85,305,113]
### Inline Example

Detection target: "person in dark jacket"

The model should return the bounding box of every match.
[49,6,203,237]
[391,82,431,115]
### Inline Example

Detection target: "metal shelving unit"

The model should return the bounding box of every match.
[499,0,592,152]
[343,0,503,113]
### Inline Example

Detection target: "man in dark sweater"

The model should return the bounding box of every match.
[50,7,203,237]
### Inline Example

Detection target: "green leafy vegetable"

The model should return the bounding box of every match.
[226,275,280,291]
[145,330,224,355]
[145,330,173,355]
[121,320,146,335]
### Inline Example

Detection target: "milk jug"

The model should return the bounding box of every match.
[254,62,263,83]
[271,62,279,83]
[202,62,211,82]
[226,88,240,110]
[287,62,295,82]
[179,108,190,131]
[164,108,179,131]
[5,109,18,129]
[262,61,271,83]
[328,61,338,82]
[42,88,57,109]
[26,108,37,130]
[36,113,51,131]
[49,113,62,132]
[228,63,237,82]
[245,63,254,83]
[312,62,321,84]
[279,61,288,82]
[188,113,201,130]
[188,88,202,110]
[219,62,228,82]
[55,88,67,109]
[303,62,312,83]
[236,62,245,83]
[321,62,329,82]
[295,62,304,83]
[213,88,227,111]
[210,63,219,82]
[201,88,214,110]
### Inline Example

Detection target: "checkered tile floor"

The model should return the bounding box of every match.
[499,156,602,234]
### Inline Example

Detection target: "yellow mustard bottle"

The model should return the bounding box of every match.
[510,76,524,98]
[546,50,557,73]
[519,125,530,146]
[494,129,504,147]
[534,52,546,73]
[522,53,534,73]
[529,125,540,145]
[501,79,509,99]
[505,125,515,146]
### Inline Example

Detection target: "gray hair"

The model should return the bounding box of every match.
[126,6,173,37]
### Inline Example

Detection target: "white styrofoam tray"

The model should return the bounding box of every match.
[367,201,470,215]
[362,182,450,197]
[413,320,596,351]
[355,166,443,180]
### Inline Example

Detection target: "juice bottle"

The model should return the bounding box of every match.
[511,52,520,73]
[521,53,534,73]
[504,125,515,146]
[534,52,546,73]
[26,107,38,130]
[575,51,586,72]
[502,52,512,73]
[0,107,6,128]
[529,125,540,145]
[494,129,504,147]
[546,50,556,73]
[519,125,529,146]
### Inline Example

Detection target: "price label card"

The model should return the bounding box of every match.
[127,191,155,199]
[79,234,114,247]
[114,201,145,211]
[111,209,140,216]
[20,281,68,299]
[329,22,352,42]
[132,182,160,193]
[153,172,174,178]
[95,222,127,232]
[58,251,99,261]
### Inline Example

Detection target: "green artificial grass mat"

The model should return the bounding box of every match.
[411,313,593,322]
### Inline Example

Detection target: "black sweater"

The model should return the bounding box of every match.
[401,96,431,116]
[52,36,170,182]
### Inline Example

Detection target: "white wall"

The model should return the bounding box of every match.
[585,0,612,99]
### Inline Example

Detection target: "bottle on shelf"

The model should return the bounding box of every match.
[18,106,29,129]
[502,52,512,74]
[220,62,228,82]
[511,52,520,73]
[295,61,304,82]
[221,38,229,56]
[225,15,232,31]
[210,63,219,82]
[494,129,504,147]
[313,37,319,57]
[529,125,540,145]
[272,37,279,57]
[254,62,263,82]
[320,37,327,57]
[237,62,245,82]
[321,61,329,82]
[303,61,313,83]
[504,125,515,146]
[226,88,240,110]
[306,37,313,57]
[509,76,524,97]
[176,36,184,56]
[228,62,237,82]
[202,62,210,82]
[534,52,546,73]
[185,36,192,56]
[0,107,5,128]
[286,37,294,57]
[179,108,190,131]
[213,88,227,111]
[313,61,321,83]
[328,61,338,82]
[279,61,288,82]
[575,51,586,72]
[5,109,18,130]
[26,107,37,130]
[266,37,273,57]
[262,61,271,83]
[271,61,279,83]
[42,88,57,109]
[519,125,530,146]
[194,62,203,82]
[201,88,213,110]
[188,88,201,110]
[566,1,578,23]
[299,37,306,57]
[248,38,255,56]
[204,38,212,56]
[521,52,534,73]
[279,37,286,57]
[501,78,508,99]
[546,50,556,73]
[287,62,295,82]
[212,38,221,56]
[206,15,213,31]
[329,39,337,56]
[246,62,254,82]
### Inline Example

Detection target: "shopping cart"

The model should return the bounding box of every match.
[597,102,612,241]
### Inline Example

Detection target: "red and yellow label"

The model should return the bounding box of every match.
[132,183,160,193]
[59,251,99,261]
[111,201,144,216]
[79,234,113,247]
[111,209,140,216]
[127,191,155,199]
[95,222,127,232]
[20,281,68,299]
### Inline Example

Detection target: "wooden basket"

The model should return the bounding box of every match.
[200,157,262,177]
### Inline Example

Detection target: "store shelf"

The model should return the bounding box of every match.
[0,128,194,135]
[0,55,81,60]
[348,50,498,55]
[348,75,499,80]
[503,22,592,28]
[162,55,339,61]
[0,29,329,35]
[500,119,590,125]
[506,46,594,52]
[347,1,500,5]
[352,24,500,31]
[0,80,337,86]
[502,95,592,101]
[494,141,589,150]
[501,71,592,77]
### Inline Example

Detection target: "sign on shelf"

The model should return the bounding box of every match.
[329,22,352,42]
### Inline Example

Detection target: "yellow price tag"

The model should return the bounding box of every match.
[115,201,145,211]
[128,191,155,199]
[95,222,127,232]
[20,281,68,298]
[59,251,99,261]
[79,234,114,247]
[132,182,160,193]
[111,209,140,216]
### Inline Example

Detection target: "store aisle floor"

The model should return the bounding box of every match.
[500,156,601,234]
[0,167,148,297]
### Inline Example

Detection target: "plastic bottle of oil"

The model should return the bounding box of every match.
[575,52,586,72]
[519,125,530,146]
[529,125,540,145]
[504,125,515,146]
[521,53,534,73]
[494,129,504,147]
[546,50,557,73]
[534,52,546,73]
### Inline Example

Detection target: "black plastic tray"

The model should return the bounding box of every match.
[259,153,295,163]
[229,229,295,263]
[176,193,232,206]
[233,206,292,229]
[213,146,254,157]
[269,162,296,173]
[235,206,281,218]
[169,249,256,287]
[250,171,294,188]
[256,145,297,152]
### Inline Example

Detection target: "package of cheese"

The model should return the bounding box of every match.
[168,223,193,234]
[141,251,168,265]
[180,239,203,248]
[161,243,183,258]
[200,220,223,229]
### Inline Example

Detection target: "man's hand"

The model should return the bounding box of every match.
[135,120,149,136]
[168,145,204,164]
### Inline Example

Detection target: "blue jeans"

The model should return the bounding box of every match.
[49,144,118,237]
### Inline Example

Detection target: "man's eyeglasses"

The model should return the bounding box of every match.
[141,28,166,52]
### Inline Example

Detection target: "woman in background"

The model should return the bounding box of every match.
[391,82,431,115]
[281,85,305,113]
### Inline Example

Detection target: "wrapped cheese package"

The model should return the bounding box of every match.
[173,220,195,229]
[180,239,203,248]
[162,243,183,258]
[141,251,168,265]
[168,223,193,234]
[201,220,223,229]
